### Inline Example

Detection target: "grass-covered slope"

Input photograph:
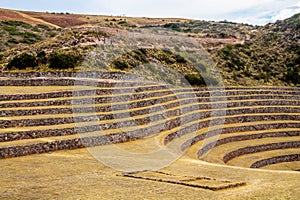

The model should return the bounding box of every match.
[214,13,300,86]
[0,20,59,52]
[0,8,299,87]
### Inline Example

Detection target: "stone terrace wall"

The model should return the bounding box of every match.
[2,100,300,117]
[196,131,300,157]
[250,154,300,168]
[223,141,300,163]
[0,72,142,80]
[1,73,300,159]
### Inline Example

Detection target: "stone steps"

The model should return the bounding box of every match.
[227,148,300,168]
[250,154,300,169]
[194,136,300,165]
[1,76,300,167]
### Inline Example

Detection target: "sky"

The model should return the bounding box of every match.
[0,0,300,25]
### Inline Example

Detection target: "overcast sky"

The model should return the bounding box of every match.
[0,0,299,25]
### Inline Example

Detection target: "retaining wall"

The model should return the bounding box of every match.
[250,154,300,168]
[223,141,300,163]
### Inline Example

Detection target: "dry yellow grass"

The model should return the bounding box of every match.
[192,136,300,165]
[227,149,300,168]
[1,85,300,199]
[0,147,300,199]
[0,86,91,95]
[262,161,300,171]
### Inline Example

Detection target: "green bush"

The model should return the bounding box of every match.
[37,51,47,64]
[174,54,187,63]
[112,60,130,70]
[3,20,31,28]
[185,74,205,86]
[36,24,51,31]
[3,25,21,35]
[48,52,82,69]
[46,31,58,37]
[163,23,181,32]
[7,37,19,44]
[7,53,37,70]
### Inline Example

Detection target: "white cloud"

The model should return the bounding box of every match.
[95,0,276,19]
[221,0,300,25]
[271,4,300,21]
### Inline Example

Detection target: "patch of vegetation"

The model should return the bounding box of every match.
[35,24,52,31]
[48,52,82,69]
[3,20,32,29]
[7,37,19,44]
[5,50,83,71]
[0,20,59,52]
[162,20,255,40]
[111,48,190,72]
[185,74,205,86]
[214,13,300,86]
[117,20,137,28]
[3,25,22,35]
[7,53,37,70]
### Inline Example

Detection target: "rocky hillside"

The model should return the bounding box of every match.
[0,8,298,86]
[214,13,300,86]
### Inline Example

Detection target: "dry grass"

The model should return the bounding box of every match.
[26,12,86,28]
[0,8,52,27]
[228,149,300,168]
[1,84,300,199]
[0,148,300,199]
[0,86,92,95]
[262,160,300,171]
[197,136,300,166]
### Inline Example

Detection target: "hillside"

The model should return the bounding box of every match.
[214,13,300,86]
[0,8,299,86]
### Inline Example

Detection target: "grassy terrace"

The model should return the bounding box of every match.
[193,136,300,164]
[227,149,300,168]
[0,86,91,95]
[261,160,300,171]
[0,83,299,155]
[1,79,300,199]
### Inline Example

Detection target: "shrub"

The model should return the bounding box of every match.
[112,60,130,70]
[7,37,19,44]
[3,25,21,35]
[46,31,57,37]
[163,23,181,32]
[23,32,41,40]
[37,51,47,64]
[285,66,300,85]
[185,74,205,86]
[48,52,82,69]
[36,24,51,31]
[174,54,187,63]
[7,53,37,70]
[3,20,31,28]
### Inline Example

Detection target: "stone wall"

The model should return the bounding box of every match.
[223,141,300,163]
[1,73,300,159]
[250,154,300,168]
[2,100,300,118]
[196,131,300,157]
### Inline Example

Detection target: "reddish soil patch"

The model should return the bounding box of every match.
[0,9,40,25]
[26,12,88,28]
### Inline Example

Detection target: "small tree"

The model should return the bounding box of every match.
[7,53,37,70]
[37,51,47,64]
[48,52,82,69]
